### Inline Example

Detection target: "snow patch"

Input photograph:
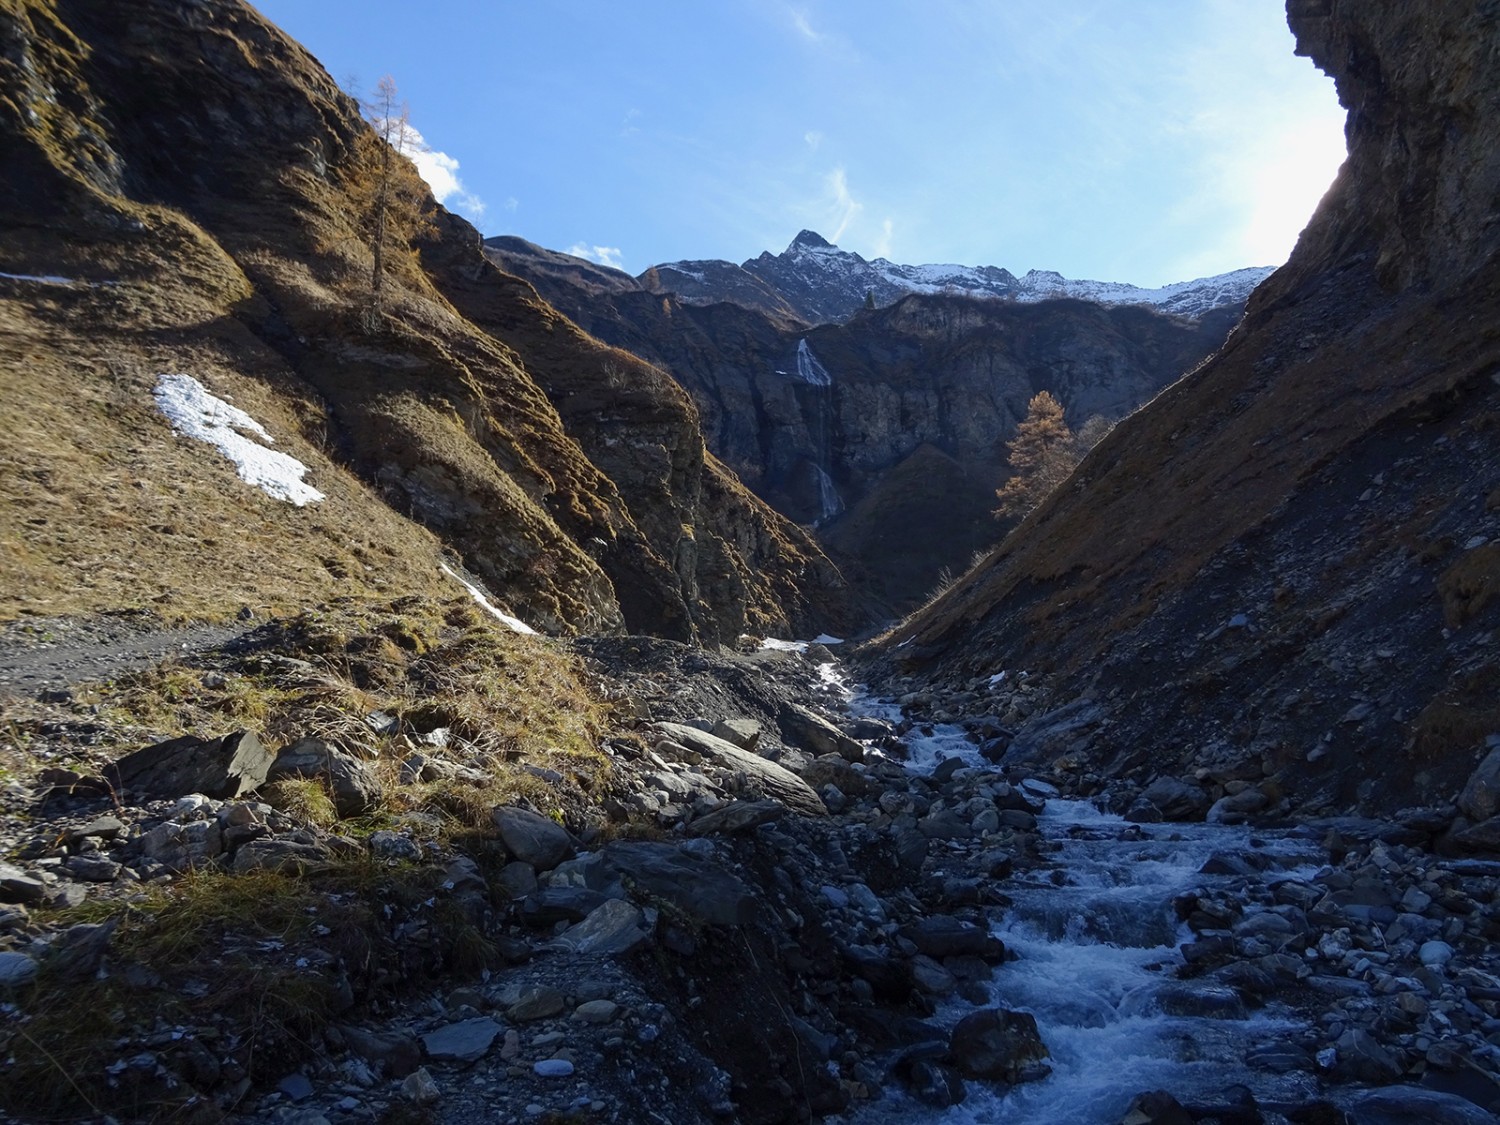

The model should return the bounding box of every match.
[440,562,537,635]
[0,271,78,285]
[152,374,324,506]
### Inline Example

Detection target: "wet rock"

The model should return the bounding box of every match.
[105,730,272,801]
[421,1017,502,1062]
[1122,1090,1193,1125]
[947,1007,1050,1083]
[1152,983,1247,1020]
[1346,1085,1498,1124]
[492,806,576,871]
[1140,776,1211,822]
[899,916,1005,961]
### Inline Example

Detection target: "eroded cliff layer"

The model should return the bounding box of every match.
[882,0,1500,817]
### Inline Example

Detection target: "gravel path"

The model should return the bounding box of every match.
[0,614,249,697]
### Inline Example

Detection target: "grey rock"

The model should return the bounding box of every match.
[947,1007,1050,1083]
[711,718,762,751]
[1347,1085,1497,1124]
[686,798,787,837]
[533,1058,574,1077]
[573,999,619,1024]
[230,838,329,874]
[602,839,758,925]
[421,1017,502,1062]
[105,729,272,801]
[46,920,116,980]
[900,916,1005,961]
[65,815,125,843]
[400,1066,441,1105]
[508,985,565,1021]
[496,861,538,899]
[1458,748,1500,823]
[1334,1027,1403,1083]
[278,1073,315,1102]
[0,863,46,905]
[268,738,380,818]
[0,951,39,988]
[1140,776,1211,821]
[64,855,121,882]
[651,722,826,817]
[779,702,864,761]
[492,806,576,871]
[548,899,652,956]
[341,1026,421,1078]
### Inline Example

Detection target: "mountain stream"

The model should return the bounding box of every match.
[846,689,1329,1123]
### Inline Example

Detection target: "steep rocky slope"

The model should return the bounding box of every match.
[490,233,1238,610]
[0,0,860,642]
[879,0,1500,820]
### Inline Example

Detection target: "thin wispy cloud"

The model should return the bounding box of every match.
[873,218,894,259]
[788,7,823,43]
[395,121,486,221]
[621,108,642,138]
[567,243,626,270]
[825,167,862,243]
[804,130,823,151]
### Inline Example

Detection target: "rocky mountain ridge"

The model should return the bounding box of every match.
[640,228,1275,326]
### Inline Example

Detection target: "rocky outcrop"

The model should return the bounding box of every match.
[877,0,1500,817]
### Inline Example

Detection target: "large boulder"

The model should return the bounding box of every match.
[1458,748,1500,822]
[947,1007,1050,1083]
[650,722,827,816]
[267,737,380,818]
[492,806,576,871]
[601,840,758,926]
[1139,776,1212,822]
[779,702,864,762]
[105,730,273,801]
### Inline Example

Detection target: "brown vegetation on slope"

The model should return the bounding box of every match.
[0,0,858,640]
[880,0,1500,815]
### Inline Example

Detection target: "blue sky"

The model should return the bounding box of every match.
[251,1,1346,287]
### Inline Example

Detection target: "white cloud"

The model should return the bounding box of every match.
[873,217,894,260]
[825,167,862,243]
[804,130,823,151]
[504,196,519,213]
[566,243,626,270]
[789,7,823,42]
[385,119,486,223]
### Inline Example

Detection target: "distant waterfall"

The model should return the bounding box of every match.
[795,338,832,386]
[812,464,844,525]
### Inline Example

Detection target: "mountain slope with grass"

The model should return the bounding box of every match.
[0,0,860,642]
[876,0,1500,820]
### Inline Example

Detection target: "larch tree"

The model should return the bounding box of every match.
[993,391,1112,520]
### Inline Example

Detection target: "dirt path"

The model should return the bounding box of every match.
[0,614,248,697]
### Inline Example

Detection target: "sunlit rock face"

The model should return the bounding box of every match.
[875,0,1500,819]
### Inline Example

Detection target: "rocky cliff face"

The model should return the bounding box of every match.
[880,0,1500,821]
[0,0,861,641]
[489,235,1238,610]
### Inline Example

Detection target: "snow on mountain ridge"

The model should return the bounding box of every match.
[647,232,1275,324]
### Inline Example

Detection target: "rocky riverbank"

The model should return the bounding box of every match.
[3,624,1500,1123]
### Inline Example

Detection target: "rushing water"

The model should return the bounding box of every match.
[839,680,1331,1124]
